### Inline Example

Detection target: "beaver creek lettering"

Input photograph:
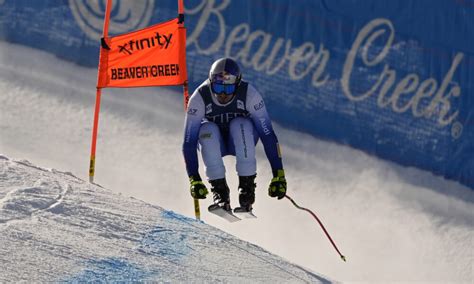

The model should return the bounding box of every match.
[111,64,180,80]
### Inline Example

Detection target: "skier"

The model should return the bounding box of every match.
[182,58,287,213]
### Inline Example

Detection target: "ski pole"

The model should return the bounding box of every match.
[285,194,346,262]
[194,198,201,220]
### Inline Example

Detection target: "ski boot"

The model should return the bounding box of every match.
[234,174,256,213]
[208,178,231,212]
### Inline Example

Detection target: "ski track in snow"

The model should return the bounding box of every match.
[0,161,70,228]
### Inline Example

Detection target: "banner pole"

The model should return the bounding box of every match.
[178,0,184,18]
[183,80,198,220]
[89,88,102,183]
[177,0,199,220]
[89,0,112,183]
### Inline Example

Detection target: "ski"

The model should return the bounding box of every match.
[233,207,257,219]
[208,204,241,222]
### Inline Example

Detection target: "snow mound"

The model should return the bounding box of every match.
[0,156,332,283]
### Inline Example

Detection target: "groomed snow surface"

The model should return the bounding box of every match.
[0,155,329,282]
[1,42,473,282]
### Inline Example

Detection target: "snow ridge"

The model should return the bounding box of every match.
[0,156,331,283]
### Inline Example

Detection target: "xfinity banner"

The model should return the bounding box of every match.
[96,18,187,88]
[0,0,472,189]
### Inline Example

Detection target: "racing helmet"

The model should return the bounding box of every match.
[208,58,242,95]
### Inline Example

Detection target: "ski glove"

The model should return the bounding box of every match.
[189,175,208,199]
[268,169,287,199]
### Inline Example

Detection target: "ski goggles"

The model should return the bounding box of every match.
[211,82,236,95]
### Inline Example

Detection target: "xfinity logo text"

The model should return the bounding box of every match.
[118,32,173,55]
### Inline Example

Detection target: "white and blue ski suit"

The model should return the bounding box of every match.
[182,79,283,180]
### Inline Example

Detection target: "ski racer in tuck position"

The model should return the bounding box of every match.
[182,58,287,213]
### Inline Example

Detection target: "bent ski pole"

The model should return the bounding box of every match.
[285,194,346,262]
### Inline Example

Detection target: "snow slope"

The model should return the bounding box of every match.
[1,41,473,282]
[0,155,329,282]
